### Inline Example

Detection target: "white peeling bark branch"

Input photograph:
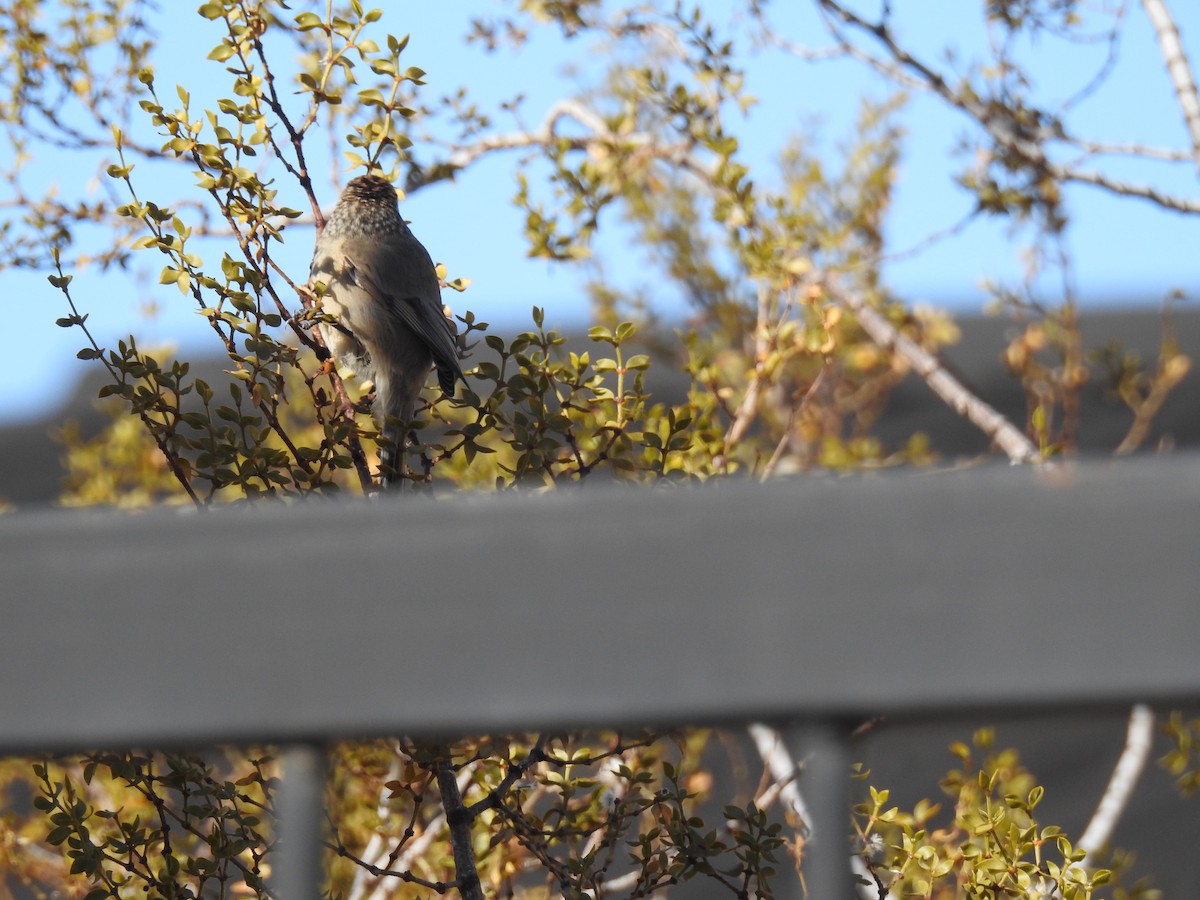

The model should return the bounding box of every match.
[1141,0,1200,173]
[747,723,813,836]
[826,282,1041,464]
[345,758,402,900]
[1077,704,1156,866]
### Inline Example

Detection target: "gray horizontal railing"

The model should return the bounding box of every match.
[4,456,1200,897]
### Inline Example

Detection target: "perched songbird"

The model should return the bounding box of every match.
[309,174,463,487]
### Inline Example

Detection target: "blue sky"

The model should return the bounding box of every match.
[9,0,1200,423]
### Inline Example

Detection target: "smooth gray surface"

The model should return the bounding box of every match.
[2,457,1199,752]
[272,745,327,900]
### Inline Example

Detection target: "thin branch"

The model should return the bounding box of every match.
[51,260,204,509]
[1141,0,1200,173]
[817,1,970,108]
[345,758,402,900]
[406,99,712,194]
[1077,704,1156,865]
[879,208,982,266]
[1053,164,1200,212]
[820,0,1200,214]
[1066,139,1194,163]
[246,11,323,225]
[715,283,776,471]
[325,832,452,894]
[1060,1,1128,113]
[761,362,830,481]
[747,723,813,837]
[826,281,1041,464]
[853,854,896,900]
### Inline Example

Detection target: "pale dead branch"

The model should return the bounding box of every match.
[1141,0,1200,172]
[825,280,1041,464]
[406,98,712,194]
[1077,705,1156,865]
[747,723,813,836]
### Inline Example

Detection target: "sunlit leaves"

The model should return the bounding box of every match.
[855,730,1129,899]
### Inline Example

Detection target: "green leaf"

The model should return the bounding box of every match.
[357,88,385,107]
[294,11,324,30]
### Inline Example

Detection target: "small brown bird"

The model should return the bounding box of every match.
[310,174,463,487]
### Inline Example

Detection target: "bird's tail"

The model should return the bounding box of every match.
[378,419,406,490]
[435,364,459,397]
[375,373,416,491]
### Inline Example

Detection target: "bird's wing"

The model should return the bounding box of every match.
[353,235,464,393]
[389,297,463,396]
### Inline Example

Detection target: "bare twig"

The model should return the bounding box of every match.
[819,0,1200,214]
[826,281,1041,464]
[716,284,779,471]
[1077,705,1156,865]
[852,854,896,900]
[747,723,813,837]
[1141,0,1200,172]
[1052,165,1200,212]
[761,362,830,481]
[344,758,402,900]
[337,754,477,899]
[406,98,712,194]
[1066,139,1194,163]
[325,833,452,894]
